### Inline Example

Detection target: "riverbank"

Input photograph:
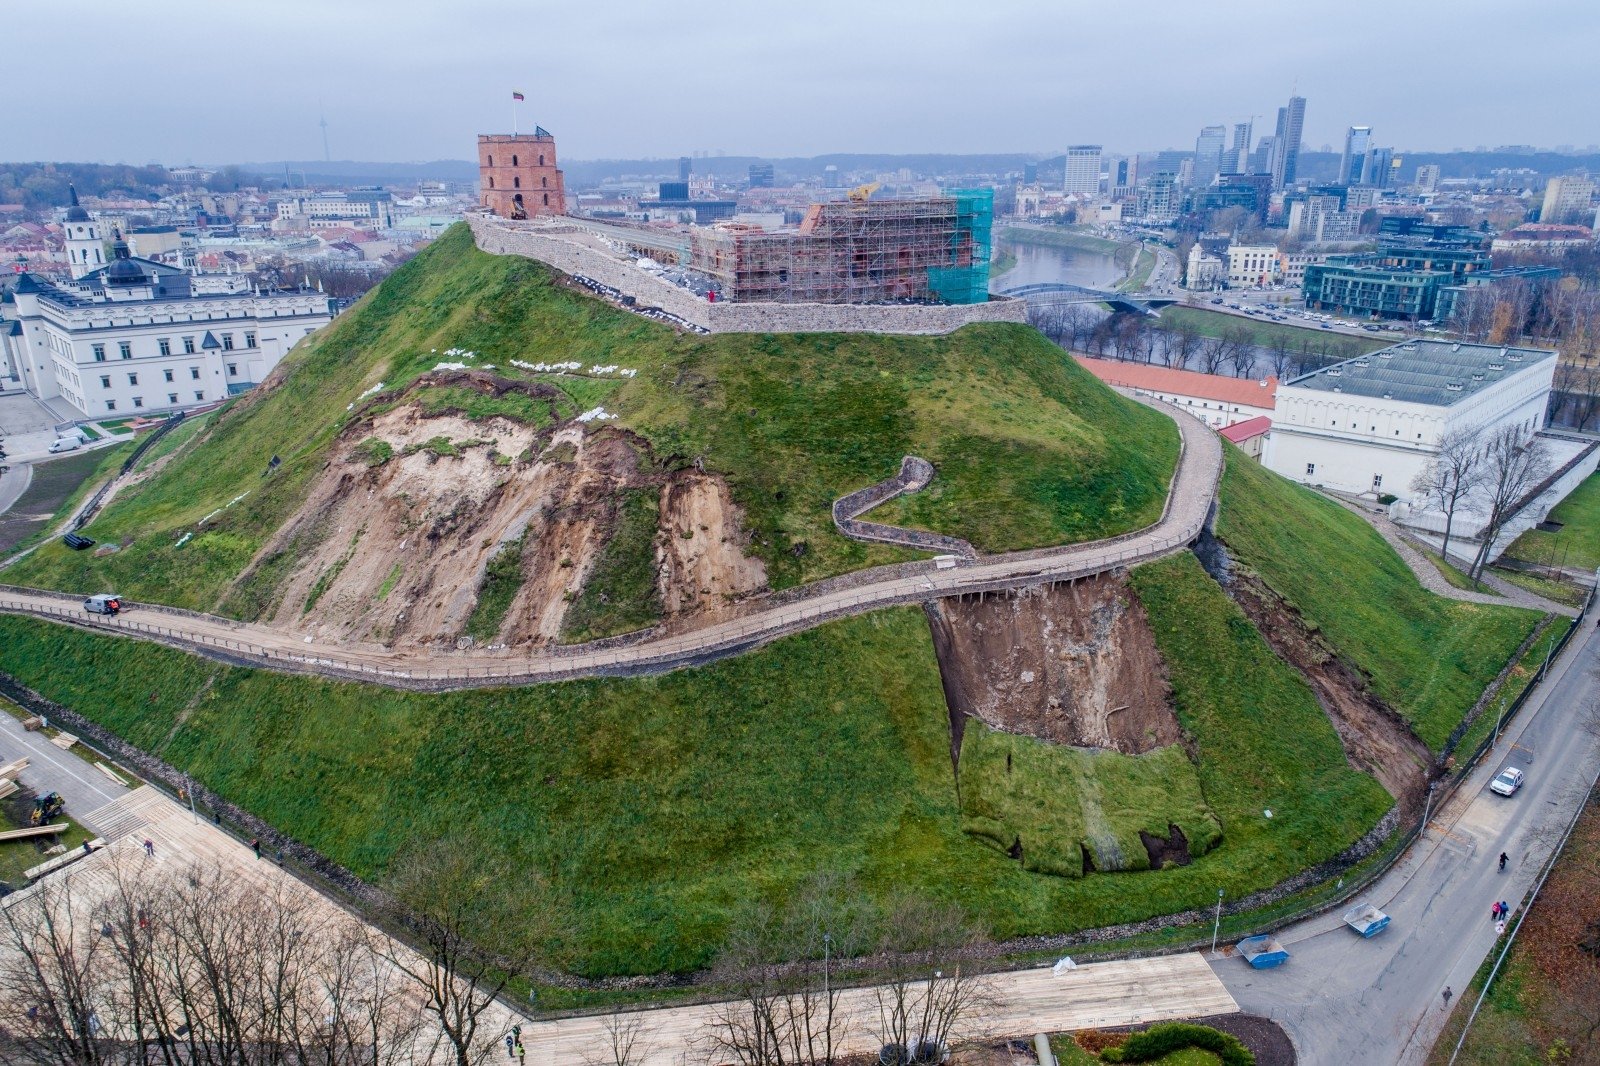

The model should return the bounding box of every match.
[1001,225,1133,262]
[1158,305,1391,355]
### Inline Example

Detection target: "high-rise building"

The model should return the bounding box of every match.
[748,162,775,188]
[1364,147,1395,189]
[822,165,841,189]
[678,156,692,181]
[1223,121,1253,175]
[1063,145,1102,195]
[1270,95,1307,190]
[1340,126,1372,184]
[1415,164,1442,192]
[1193,125,1228,187]
[1541,176,1597,224]
[1023,162,1039,184]
[1252,135,1276,176]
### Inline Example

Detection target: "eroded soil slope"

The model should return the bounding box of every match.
[240,373,766,647]
[927,575,1183,758]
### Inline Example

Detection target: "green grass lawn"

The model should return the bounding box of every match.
[4,224,1178,610]
[1217,451,1542,751]
[959,725,1221,877]
[1504,470,1600,573]
[1417,545,1489,594]
[131,412,213,475]
[1157,305,1390,356]
[0,563,1394,979]
[989,247,1018,278]
[1491,567,1588,608]
[0,444,136,558]
[1001,226,1129,258]
[1117,246,1157,293]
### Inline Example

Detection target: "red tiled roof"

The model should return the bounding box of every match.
[1220,415,1272,443]
[1074,356,1277,409]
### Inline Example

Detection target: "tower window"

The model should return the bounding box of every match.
[487,155,493,166]
[513,176,520,188]
[512,155,518,166]
[543,193,549,206]
[489,177,494,188]
[539,155,544,166]
[541,176,547,187]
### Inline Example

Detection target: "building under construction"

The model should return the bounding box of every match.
[683,189,993,305]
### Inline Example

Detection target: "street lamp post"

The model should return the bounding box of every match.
[823,932,831,1004]
[1423,781,1437,830]
[1493,697,1509,748]
[1211,889,1224,954]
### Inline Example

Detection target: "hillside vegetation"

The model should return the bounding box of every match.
[4,224,1178,615]
[0,543,1392,978]
[1217,452,1541,751]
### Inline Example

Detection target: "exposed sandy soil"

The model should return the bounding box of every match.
[242,373,767,648]
[656,470,767,624]
[1227,567,1433,819]
[927,576,1182,763]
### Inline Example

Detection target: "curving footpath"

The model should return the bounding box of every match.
[0,393,1221,690]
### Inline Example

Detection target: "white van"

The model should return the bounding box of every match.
[48,437,81,454]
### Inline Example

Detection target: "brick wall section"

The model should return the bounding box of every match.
[832,456,977,559]
[467,215,1028,336]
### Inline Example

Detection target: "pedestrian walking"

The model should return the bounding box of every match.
[1500,900,1510,919]
[142,838,154,858]
[1442,986,1452,1007]
[250,838,261,860]
[1490,901,1500,920]
[505,1035,514,1059]
[516,1042,525,1066]
[1499,851,1508,872]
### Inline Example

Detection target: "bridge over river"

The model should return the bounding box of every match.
[996,281,1179,314]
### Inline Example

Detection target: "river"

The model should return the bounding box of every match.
[990,234,1125,291]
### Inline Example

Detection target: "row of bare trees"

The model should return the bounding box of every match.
[1412,425,1553,581]
[0,839,564,1066]
[701,874,996,1066]
[1027,304,1364,382]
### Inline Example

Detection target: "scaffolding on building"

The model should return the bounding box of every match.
[687,188,993,305]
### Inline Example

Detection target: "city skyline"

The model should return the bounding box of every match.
[6,0,1598,165]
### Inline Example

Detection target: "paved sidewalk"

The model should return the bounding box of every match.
[1323,492,1575,616]
[0,707,128,834]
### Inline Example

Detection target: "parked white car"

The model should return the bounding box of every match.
[1489,767,1526,796]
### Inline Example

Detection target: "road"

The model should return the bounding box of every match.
[1215,616,1600,1065]
[0,709,129,835]
[0,393,1222,689]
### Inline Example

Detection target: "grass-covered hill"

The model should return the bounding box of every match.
[4,224,1178,613]
[1217,452,1541,752]
[0,444,1543,983]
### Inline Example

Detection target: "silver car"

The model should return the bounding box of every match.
[1489,767,1525,796]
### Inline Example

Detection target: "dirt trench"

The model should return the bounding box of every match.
[656,471,767,624]
[926,576,1183,765]
[1225,566,1433,821]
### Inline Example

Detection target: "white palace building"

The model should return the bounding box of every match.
[1263,339,1558,499]
[2,190,330,418]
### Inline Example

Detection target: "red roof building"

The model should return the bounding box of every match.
[1074,356,1277,429]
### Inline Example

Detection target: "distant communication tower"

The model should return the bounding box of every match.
[320,110,331,163]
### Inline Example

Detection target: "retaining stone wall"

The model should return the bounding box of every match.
[468,215,1028,336]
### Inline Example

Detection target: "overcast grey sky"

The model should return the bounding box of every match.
[8,0,1596,164]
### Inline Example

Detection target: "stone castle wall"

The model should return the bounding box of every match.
[467,214,1028,335]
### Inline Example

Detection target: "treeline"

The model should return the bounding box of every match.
[0,163,270,211]
[1028,303,1367,381]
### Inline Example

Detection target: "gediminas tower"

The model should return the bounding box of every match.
[477,129,566,219]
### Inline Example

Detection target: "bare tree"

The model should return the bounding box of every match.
[1410,426,1486,565]
[1165,319,1202,369]
[1195,335,1228,375]
[701,873,872,1066]
[583,1012,655,1066]
[865,897,997,1064]
[382,838,564,1066]
[1468,427,1551,582]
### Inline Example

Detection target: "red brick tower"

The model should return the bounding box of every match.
[478,130,566,219]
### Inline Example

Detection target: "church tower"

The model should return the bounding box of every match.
[63,184,104,280]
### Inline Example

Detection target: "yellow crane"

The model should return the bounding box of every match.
[847,182,880,203]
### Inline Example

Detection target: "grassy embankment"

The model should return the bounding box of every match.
[1157,305,1390,356]
[988,247,1018,278]
[1218,451,1542,752]
[5,224,1178,613]
[1116,246,1157,293]
[0,444,137,558]
[1001,226,1129,259]
[0,549,1392,980]
[1504,471,1600,572]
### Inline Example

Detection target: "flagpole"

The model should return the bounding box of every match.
[512,95,517,137]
